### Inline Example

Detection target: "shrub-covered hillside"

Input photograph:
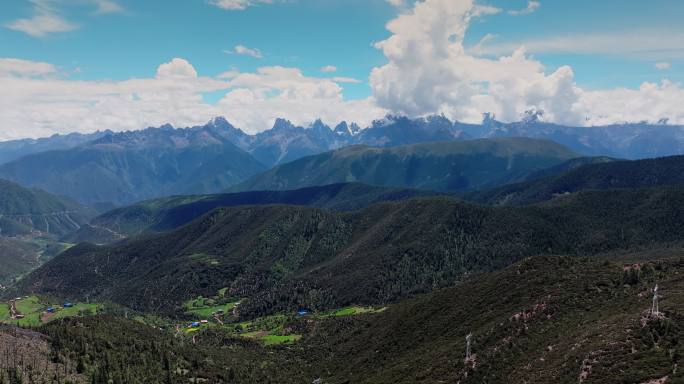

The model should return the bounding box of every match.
[4,255,683,383]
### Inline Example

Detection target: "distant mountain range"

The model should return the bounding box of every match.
[131,114,684,162]
[0,130,111,165]
[0,114,683,206]
[0,125,267,205]
[184,115,467,167]
[231,137,577,193]
[470,113,684,159]
[3,114,683,168]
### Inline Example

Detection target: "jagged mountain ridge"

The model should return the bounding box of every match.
[1,114,683,171]
[180,114,684,163]
[1,114,683,206]
[202,115,468,167]
[0,130,112,166]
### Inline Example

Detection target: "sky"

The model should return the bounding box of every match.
[0,0,683,140]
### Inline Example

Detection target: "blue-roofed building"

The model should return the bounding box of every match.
[63,302,74,308]
[297,309,309,316]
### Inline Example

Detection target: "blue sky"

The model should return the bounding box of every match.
[1,0,396,99]
[467,0,684,90]
[3,0,682,97]
[0,0,683,139]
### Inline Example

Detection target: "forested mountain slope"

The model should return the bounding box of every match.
[0,179,92,237]
[66,183,441,243]
[468,154,684,205]
[18,186,684,317]
[232,137,578,193]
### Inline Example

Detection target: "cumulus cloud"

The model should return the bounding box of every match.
[386,0,404,6]
[0,57,384,140]
[320,65,337,73]
[155,58,199,79]
[577,81,684,126]
[4,0,684,141]
[370,0,684,126]
[370,0,581,125]
[508,1,540,16]
[230,44,263,58]
[655,62,671,70]
[218,67,383,132]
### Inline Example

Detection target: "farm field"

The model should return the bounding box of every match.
[184,298,240,317]
[320,305,386,317]
[183,287,241,318]
[186,304,387,345]
[0,295,99,326]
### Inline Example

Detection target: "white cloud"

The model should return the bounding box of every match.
[508,1,540,16]
[370,0,580,125]
[655,62,671,70]
[230,44,263,58]
[469,29,684,60]
[331,77,361,84]
[5,0,78,37]
[208,0,277,11]
[0,58,57,77]
[320,65,337,73]
[5,0,124,37]
[4,0,684,142]
[386,0,404,6]
[0,57,384,140]
[577,81,684,126]
[156,58,199,79]
[370,0,684,127]
[472,3,501,17]
[218,66,383,132]
[93,0,124,14]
